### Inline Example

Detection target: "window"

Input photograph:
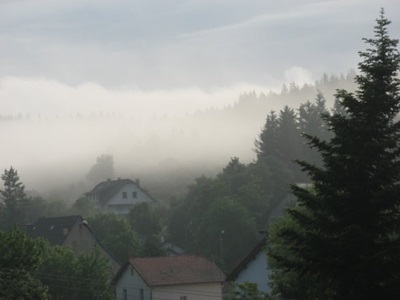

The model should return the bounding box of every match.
[122,192,127,199]
[140,289,144,300]
[132,191,137,198]
[130,267,134,276]
[180,296,187,300]
[123,289,127,300]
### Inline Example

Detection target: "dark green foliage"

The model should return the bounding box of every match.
[255,96,331,182]
[276,106,301,169]
[167,157,294,269]
[298,92,331,166]
[0,229,49,299]
[0,167,26,228]
[21,196,49,224]
[139,235,166,257]
[87,212,141,262]
[256,106,301,171]
[269,11,400,299]
[70,197,98,217]
[255,110,280,160]
[267,210,326,299]
[226,282,269,300]
[196,196,258,269]
[129,202,161,239]
[37,246,114,300]
[129,202,165,257]
[0,167,72,227]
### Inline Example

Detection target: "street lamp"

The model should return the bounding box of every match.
[220,229,224,266]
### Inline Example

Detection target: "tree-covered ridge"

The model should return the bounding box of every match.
[255,92,332,182]
[268,10,400,299]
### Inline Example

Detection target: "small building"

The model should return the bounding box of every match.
[161,238,184,256]
[226,238,270,294]
[85,178,155,215]
[113,255,225,300]
[26,215,121,274]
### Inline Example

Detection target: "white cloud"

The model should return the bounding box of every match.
[1,0,398,89]
[0,76,278,118]
[284,67,314,86]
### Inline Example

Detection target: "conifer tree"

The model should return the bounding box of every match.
[254,110,280,160]
[269,10,400,299]
[298,92,330,168]
[276,106,301,177]
[0,167,26,228]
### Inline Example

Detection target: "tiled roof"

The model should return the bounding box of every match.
[26,215,82,246]
[125,255,225,286]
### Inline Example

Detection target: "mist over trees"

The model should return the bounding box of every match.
[0,71,357,201]
[86,154,115,185]
[255,92,331,181]
[0,71,358,272]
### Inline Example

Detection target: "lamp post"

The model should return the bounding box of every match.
[220,229,224,266]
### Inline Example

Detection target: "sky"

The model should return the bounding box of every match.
[1,0,400,193]
[1,0,399,116]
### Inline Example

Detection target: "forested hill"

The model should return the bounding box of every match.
[192,70,356,121]
[0,71,357,202]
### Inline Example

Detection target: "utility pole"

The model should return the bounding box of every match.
[220,229,224,266]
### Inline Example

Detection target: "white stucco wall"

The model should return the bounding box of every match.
[106,183,154,214]
[235,250,271,294]
[152,282,223,300]
[115,266,152,300]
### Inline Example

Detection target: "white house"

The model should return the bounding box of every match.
[113,255,225,300]
[85,178,155,215]
[226,238,271,294]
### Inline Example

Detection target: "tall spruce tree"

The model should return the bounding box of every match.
[276,106,301,178]
[269,10,400,299]
[0,167,26,229]
[298,92,330,168]
[255,110,280,160]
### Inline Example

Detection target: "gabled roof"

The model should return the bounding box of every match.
[85,178,155,205]
[26,215,82,246]
[226,238,267,281]
[27,215,122,267]
[113,255,225,287]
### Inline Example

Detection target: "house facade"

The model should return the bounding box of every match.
[85,178,155,215]
[226,238,271,294]
[113,255,225,300]
[27,215,121,274]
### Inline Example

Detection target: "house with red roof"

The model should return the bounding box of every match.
[112,255,225,300]
[85,178,155,215]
